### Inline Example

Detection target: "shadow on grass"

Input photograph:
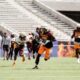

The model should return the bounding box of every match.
[13,67,41,71]
[0,65,10,67]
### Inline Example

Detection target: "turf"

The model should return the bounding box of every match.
[0,58,80,80]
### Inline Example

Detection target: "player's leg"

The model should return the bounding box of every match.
[32,49,35,59]
[6,45,9,60]
[76,49,78,58]
[3,45,9,60]
[26,42,32,60]
[7,48,11,60]
[19,48,25,62]
[32,46,37,59]
[33,54,41,69]
[44,48,51,61]
[77,49,80,63]
[10,48,14,60]
[13,48,19,66]
[8,48,13,60]
[27,48,31,60]
[33,45,45,69]
[3,50,6,60]
[3,45,7,60]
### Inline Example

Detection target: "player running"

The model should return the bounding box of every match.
[71,27,80,63]
[33,29,56,69]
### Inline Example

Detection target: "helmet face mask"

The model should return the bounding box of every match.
[11,34,15,38]
[19,35,26,41]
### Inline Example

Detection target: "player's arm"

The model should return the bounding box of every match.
[71,30,75,38]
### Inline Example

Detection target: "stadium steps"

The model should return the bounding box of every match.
[0,0,71,41]
[0,0,39,35]
[15,0,74,36]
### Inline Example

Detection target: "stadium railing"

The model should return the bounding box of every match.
[33,0,79,28]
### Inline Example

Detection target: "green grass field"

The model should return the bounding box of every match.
[0,58,80,80]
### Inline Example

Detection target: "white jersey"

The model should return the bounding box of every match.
[2,36,11,47]
[26,34,33,42]
[11,37,16,42]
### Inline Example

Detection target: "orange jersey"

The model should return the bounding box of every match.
[74,42,80,49]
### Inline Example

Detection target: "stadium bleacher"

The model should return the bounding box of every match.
[14,0,72,40]
[0,0,39,35]
[0,0,79,41]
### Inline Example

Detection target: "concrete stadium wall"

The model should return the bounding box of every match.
[38,0,80,11]
[34,0,79,28]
